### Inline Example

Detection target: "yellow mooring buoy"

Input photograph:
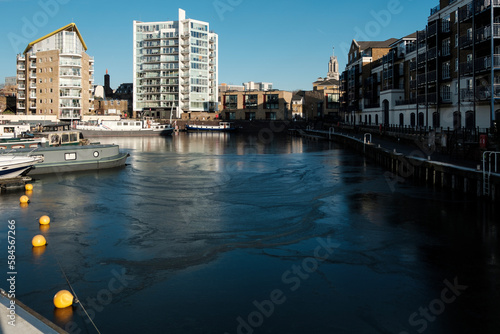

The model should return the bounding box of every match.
[32,235,47,247]
[53,290,74,309]
[39,215,51,225]
[25,183,33,191]
[20,195,30,204]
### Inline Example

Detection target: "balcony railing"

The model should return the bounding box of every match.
[427,47,437,60]
[459,5,473,21]
[460,34,473,48]
[430,5,440,16]
[395,99,417,106]
[461,85,500,101]
[460,61,473,74]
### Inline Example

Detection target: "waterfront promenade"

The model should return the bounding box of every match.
[294,125,500,201]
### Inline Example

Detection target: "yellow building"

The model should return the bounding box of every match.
[16,23,94,121]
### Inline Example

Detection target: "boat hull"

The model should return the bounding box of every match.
[78,128,173,137]
[185,125,236,132]
[0,156,43,179]
[7,145,129,175]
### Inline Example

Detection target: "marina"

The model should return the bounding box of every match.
[0,133,498,334]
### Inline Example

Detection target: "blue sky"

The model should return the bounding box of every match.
[1,0,437,91]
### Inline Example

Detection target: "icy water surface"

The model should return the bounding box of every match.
[1,132,499,334]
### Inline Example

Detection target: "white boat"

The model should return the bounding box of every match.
[185,122,237,132]
[0,123,31,139]
[76,117,173,137]
[0,155,44,179]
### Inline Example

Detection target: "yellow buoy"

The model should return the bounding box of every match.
[53,290,74,309]
[39,215,51,225]
[32,235,46,247]
[20,195,30,204]
[25,183,33,191]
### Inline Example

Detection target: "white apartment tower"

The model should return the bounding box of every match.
[16,23,94,120]
[133,8,218,119]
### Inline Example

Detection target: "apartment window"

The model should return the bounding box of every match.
[225,95,238,109]
[265,112,277,120]
[455,34,458,48]
[455,59,459,72]
[441,85,451,102]
[442,15,450,33]
[265,94,279,109]
[245,112,255,120]
[244,95,258,109]
[442,38,451,56]
[39,58,42,63]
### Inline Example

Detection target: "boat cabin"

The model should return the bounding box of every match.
[0,124,31,139]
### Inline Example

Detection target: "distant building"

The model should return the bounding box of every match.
[133,8,218,119]
[243,81,273,91]
[219,83,245,93]
[114,83,133,117]
[94,98,128,117]
[5,77,16,87]
[103,69,114,98]
[16,23,94,120]
[93,85,105,99]
[220,90,292,120]
[327,48,340,80]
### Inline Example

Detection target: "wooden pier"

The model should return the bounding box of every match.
[0,176,32,191]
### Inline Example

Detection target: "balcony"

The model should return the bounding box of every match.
[430,5,440,16]
[428,22,438,36]
[417,92,437,104]
[460,61,473,75]
[461,85,500,101]
[458,5,473,22]
[476,24,500,43]
[459,34,473,48]
[427,47,437,60]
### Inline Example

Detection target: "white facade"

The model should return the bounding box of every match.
[133,8,218,118]
[243,81,273,91]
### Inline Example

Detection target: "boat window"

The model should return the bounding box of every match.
[70,133,78,142]
[4,127,14,133]
[64,153,77,160]
[117,122,122,126]
[50,134,60,144]
[123,122,129,126]
[136,122,141,126]
[61,134,70,143]
[79,133,84,140]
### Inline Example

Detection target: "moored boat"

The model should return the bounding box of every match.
[7,144,129,175]
[76,118,174,137]
[0,155,44,179]
[185,121,237,132]
[0,130,89,150]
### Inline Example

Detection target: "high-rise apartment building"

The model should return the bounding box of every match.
[133,8,218,119]
[16,23,94,120]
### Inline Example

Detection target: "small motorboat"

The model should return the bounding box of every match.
[0,155,44,179]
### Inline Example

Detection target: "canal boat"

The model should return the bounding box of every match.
[75,117,174,137]
[0,130,90,150]
[0,123,32,139]
[0,154,44,179]
[185,122,237,132]
[7,144,129,175]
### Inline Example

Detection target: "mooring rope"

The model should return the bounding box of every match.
[54,256,102,334]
